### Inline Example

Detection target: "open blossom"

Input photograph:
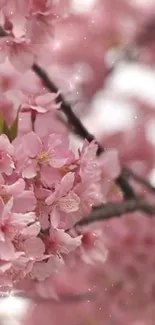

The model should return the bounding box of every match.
[14,131,71,180]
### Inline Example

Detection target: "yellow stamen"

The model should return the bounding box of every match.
[37,151,49,164]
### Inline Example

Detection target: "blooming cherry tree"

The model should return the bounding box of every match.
[0,1,155,325]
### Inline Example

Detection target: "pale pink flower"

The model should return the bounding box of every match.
[17,131,70,180]
[0,36,34,72]
[45,172,80,228]
[0,134,14,175]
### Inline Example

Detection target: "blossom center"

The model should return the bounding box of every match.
[37,151,49,164]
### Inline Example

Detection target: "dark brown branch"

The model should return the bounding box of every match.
[115,174,137,199]
[32,63,103,155]
[72,199,155,228]
[0,26,7,37]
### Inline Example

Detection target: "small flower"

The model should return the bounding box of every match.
[15,131,71,181]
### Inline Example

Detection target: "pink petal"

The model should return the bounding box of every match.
[30,105,47,113]
[0,230,5,242]
[58,172,75,198]
[36,93,57,111]
[22,160,37,179]
[10,211,36,227]
[50,206,60,228]
[23,237,45,258]
[0,238,16,261]
[59,192,80,213]
[9,44,34,73]
[0,261,12,273]
[13,190,36,213]
[40,165,61,187]
[39,213,50,230]
[0,197,4,217]
[7,178,25,196]
[22,222,41,237]
[55,230,82,254]
[47,134,62,149]
[0,174,4,185]
[35,188,51,200]
[2,197,13,221]
[45,191,57,206]
[0,154,14,175]
[0,134,14,155]
[22,131,42,158]
[49,156,67,168]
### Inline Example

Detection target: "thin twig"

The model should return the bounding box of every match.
[72,199,155,228]
[32,63,103,155]
[115,173,137,199]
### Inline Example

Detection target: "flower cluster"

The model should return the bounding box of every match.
[0,127,119,296]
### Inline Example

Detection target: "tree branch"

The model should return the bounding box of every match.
[123,167,155,194]
[72,199,155,228]
[32,63,103,155]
